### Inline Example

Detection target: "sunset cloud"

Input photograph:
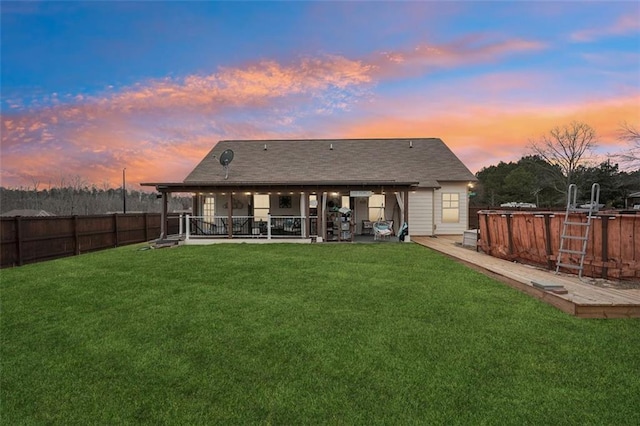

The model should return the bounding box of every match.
[571,14,640,42]
[1,34,549,188]
[370,36,546,79]
[1,1,637,192]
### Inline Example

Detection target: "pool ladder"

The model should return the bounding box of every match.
[555,183,600,279]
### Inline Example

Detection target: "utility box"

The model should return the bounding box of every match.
[463,229,479,249]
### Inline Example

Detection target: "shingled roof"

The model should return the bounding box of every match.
[183,138,476,188]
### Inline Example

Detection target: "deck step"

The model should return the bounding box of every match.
[531,281,568,294]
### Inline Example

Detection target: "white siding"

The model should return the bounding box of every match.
[408,190,434,236]
[434,183,469,235]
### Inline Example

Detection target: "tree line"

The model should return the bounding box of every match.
[0,184,191,216]
[472,121,640,208]
[472,156,639,208]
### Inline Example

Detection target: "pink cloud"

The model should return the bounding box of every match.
[370,36,545,79]
[103,55,374,114]
[571,14,640,42]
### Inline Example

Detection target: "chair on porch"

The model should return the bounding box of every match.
[283,218,301,234]
[373,220,394,240]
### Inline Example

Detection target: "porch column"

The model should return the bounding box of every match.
[395,192,404,225]
[321,192,327,241]
[300,192,308,238]
[404,190,409,225]
[227,192,233,238]
[192,194,199,217]
[160,191,168,239]
[304,193,310,238]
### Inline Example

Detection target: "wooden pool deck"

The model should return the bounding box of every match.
[412,236,640,319]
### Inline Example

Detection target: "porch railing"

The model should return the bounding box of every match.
[184,215,318,239]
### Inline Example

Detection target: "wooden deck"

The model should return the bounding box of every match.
[412,236,640,319]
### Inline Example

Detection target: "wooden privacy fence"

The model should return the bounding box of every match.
[478,210,639,281]
[0,213,179,268]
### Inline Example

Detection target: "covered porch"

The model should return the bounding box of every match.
[148,182,415,243]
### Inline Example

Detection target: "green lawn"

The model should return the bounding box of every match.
[2,243,639,425]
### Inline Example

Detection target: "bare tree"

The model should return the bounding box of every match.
[614,121,640,170]
[31,178,40,210]
[529,121,597,193]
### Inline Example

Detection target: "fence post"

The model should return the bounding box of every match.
[483,213,491,255]
[15,216,23,266]
[544,214,553,270]
[74,215,80,255]
[267,213,272,240]
[113,213,119,247]
[185,214,190,240]
[601,216,609,280]
[144,213,148,242]
[179,213,184,236]
[506,214,513,256]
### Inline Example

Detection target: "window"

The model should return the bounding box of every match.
[309,194,318,209]
[254,194,270,221]
[341,195,350,209]
[369,194,385,221]
[203,196,215,220]
[442,193,459,223]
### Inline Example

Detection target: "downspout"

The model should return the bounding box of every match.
[432,188,436,236]
[404,189,409,238]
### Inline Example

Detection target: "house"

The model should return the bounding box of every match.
[142,138,477,241]
[626,191,640,209]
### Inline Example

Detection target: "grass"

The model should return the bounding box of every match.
[2,242,639,425]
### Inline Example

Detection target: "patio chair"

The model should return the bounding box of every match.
[373,220,393,241]
[283,218,301,234]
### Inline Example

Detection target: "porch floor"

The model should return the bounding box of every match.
[412,235,640,318]
[181,234,401,245]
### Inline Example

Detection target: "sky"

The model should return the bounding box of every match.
[1,1,639,190]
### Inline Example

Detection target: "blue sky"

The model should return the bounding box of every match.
[1,1,638,188]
